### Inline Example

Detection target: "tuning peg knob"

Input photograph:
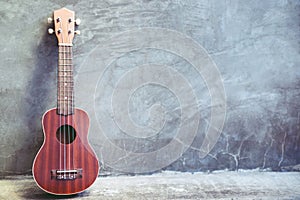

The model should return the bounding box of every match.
[74,30,81,35]
[75,18,81,26]
[48,28,54,34]
[47,17,53,24]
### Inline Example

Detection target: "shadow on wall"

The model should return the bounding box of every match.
[17,23,58,174]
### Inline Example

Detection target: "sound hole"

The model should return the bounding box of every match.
[56,125,76,144]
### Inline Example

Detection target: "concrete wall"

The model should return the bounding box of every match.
[0,0,299,175]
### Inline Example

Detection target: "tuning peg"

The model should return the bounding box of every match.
[47,17,53,24]
[75,18,81,26]
[74,30,81,35]
[48,28,54,34]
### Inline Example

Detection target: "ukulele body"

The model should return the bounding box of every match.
[32,108,99,195]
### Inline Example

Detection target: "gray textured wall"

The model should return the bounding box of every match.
[0,0,299,175]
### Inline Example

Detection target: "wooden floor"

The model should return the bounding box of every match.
[1,171,300,199]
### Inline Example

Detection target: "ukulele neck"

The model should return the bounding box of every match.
[57,45,74,115]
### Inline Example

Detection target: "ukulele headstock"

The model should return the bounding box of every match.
[48,8,80,45]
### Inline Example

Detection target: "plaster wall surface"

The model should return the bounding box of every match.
[0,0,299,175]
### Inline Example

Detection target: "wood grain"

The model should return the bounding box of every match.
[32,108,99,195]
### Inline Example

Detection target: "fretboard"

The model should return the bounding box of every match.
[57,45,74,115]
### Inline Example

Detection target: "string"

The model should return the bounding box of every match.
[58,45,61,172]
[65,45,69,172]
[58,24,63,174]
[67,45,71,171]
[59,20,66,176]
[63,45,66,174]
[67,45,70,171]
[69,45,75,172]
[66,20,73,172]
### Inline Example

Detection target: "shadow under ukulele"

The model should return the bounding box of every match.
[21,181,91,199]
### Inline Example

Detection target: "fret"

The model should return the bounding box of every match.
[57,74,73,77]
[58,53,72,56]
[58,75,73,77]
[58,57,72,60]
[57,97,73,100]
[58,67,73,71]
[57,96,74,100]
[57,100,74,103]
[58,85,73,87]
[58,51,72,53]
[57,92,73,95]
[57,90,73,95]
[58,60,72,65]
[57,95,74,99]
[58,90,73,94]
[58,81,73,83]
[57,98,74,101]
[58,75,73,78]
[57,94,74,98]
[58,71,73,74]
[57,103,74,106]
[58,76,73,78]
[58,80,73,83]
[58,85,74,88]
[57,87,74,90]
[58,70,73,72]
[59,56,72,58]
[59,61,72,63]
[58,87,74,90]
[58,81,74,83]
[58,64,73,67]
[57,101,74,104]
[58,61,72,64]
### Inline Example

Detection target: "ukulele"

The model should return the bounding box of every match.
[32,8,99,195]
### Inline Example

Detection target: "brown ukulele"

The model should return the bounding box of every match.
[32,8,99,195]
